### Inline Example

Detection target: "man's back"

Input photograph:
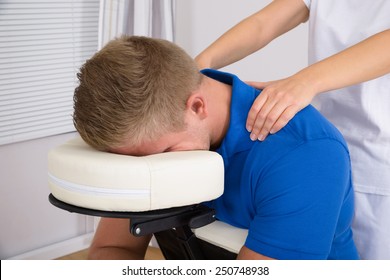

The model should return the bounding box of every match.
[203,69,359,259]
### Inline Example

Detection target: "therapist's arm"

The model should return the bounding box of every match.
[247,28,390,141]
[195,0,309,69]
[88,218,151,260]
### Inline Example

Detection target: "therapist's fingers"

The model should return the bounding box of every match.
[271,105,300,133]
[246,78,305,141]
[246,81,271,90]
[246,76,317,141]
[248,84,316,141]
[246,91,269,135]
[245,80,275,133]
[249,95,288,141]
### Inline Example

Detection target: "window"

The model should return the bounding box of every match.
[0,0,100,145]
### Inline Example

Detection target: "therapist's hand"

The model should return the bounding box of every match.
[246,77,317,141]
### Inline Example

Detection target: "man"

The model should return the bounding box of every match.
[73,36,359,260]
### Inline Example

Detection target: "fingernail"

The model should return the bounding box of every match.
[250,133,257,141]
[246,125,252,132]
[270,129,275,134]
[258,135,265,141]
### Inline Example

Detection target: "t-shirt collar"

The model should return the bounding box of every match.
[200,69,261,165]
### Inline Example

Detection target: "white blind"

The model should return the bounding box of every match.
[0,0,99,145]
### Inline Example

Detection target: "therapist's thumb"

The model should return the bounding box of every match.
[246,81,272,90]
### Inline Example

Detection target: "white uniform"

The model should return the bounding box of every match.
[303,0,390,259]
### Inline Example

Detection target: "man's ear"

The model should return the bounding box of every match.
[186,94,208,119]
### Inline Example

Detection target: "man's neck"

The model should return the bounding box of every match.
[200,75,232,150]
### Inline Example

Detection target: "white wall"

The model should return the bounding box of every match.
[0,133,94,260]
[175,0,309,81]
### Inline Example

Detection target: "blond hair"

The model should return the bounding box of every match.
[73,36,202,151]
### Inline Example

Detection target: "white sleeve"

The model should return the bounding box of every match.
[302,0,311,8]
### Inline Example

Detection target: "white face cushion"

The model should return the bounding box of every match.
[48,137,224,212]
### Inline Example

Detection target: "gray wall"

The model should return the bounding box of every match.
[0,133,94,259]
[175,0,308,81]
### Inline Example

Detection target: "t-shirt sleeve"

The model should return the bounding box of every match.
[245,139,352,259]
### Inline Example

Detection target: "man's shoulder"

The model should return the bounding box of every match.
[245,104,349,169]
[286,104,347,147]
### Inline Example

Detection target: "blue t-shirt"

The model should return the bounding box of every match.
[202,69,359,260]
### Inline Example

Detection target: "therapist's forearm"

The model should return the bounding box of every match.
[195,0,308,69]
[296,29,390,95]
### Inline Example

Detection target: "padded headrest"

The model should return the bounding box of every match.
[48,137,224,212]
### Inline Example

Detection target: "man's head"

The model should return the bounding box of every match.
[73,36,202,152]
